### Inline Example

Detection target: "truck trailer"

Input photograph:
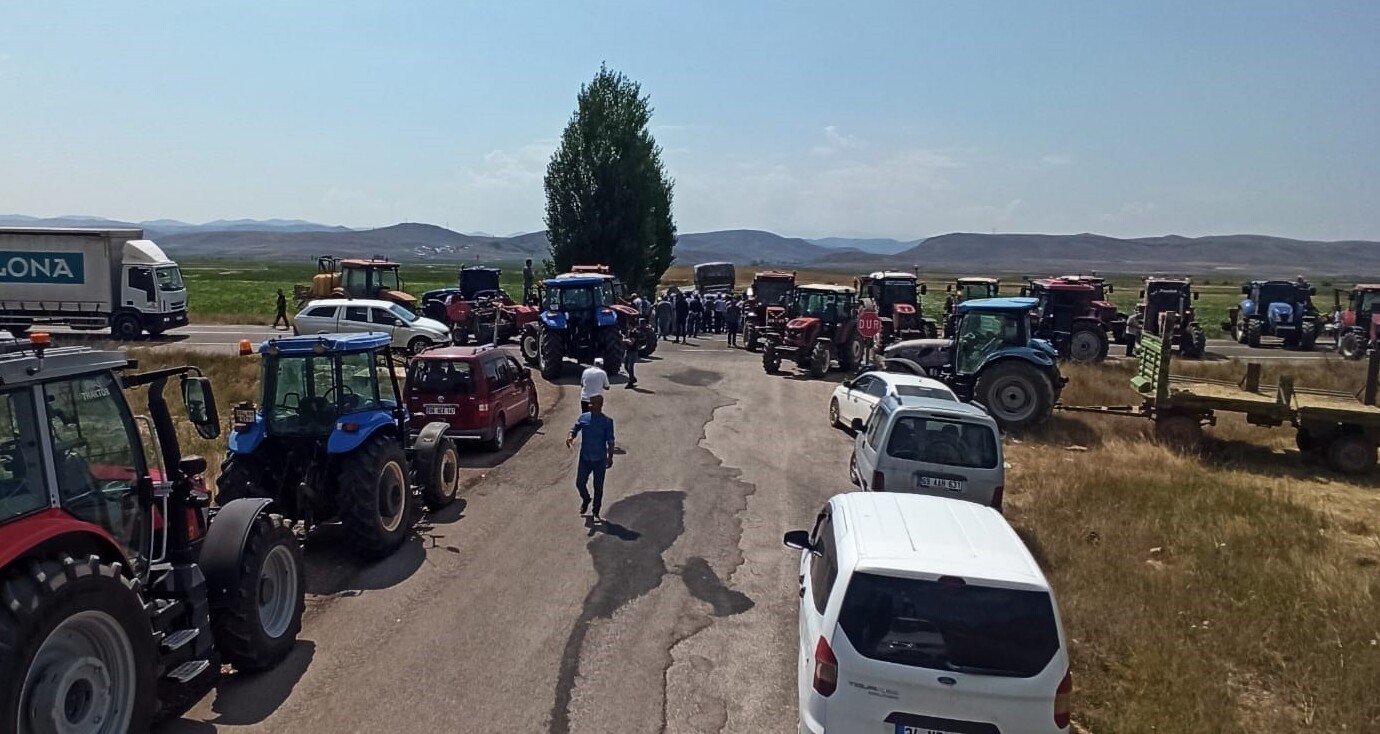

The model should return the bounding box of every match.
[0,227,189,339]
[694,261,736,295]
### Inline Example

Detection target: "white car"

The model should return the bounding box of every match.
[829,371,956,431]
[784,492,1072,734]
[294,298,450,353]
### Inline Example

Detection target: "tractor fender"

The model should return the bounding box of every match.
[980,346,1057,376]
[328,412,399,455]
[227,417,267,455]
[1239,299,1258,318]
[200,497,277,607]
[0,508,131,572]
[1071,316,1105,331]
[881,357,926,376]
[540,311,568,330]
[412,421,449,467]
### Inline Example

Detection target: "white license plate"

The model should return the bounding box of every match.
[424,404,456,416]
[233,408,257,424]
[916,476,964,492]
[896,725,958,734]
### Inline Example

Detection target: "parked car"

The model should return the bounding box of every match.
[294,298,450,353]
[404,344,540,451]
[784,492,1072,734]
[852,395,1005,508]
[829,370,957,431]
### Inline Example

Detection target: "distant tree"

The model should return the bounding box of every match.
[544,65,676,296]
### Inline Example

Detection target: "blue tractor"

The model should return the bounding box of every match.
[1223,279,1319,350]
[879,297,1066,431]
[217,333,461,559]
[520,276,628,380]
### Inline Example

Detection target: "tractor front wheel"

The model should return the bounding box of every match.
[339,435,414,560]
[0,554,156,734]
[211,514,305,672]
[1327,433,1378,475]
[539,330,564,380]
[809,342,832,378]
[973,362,1054,432]
[1339,331,1366,360]
[1300,321,1318,351]
[745,324,760,352]
[1180,324,1207,359]
[762,343,781,373]
[1245,319,1263,348]
[840,338,864,372]
[520,330,540,364]
[1067,324,1109,363]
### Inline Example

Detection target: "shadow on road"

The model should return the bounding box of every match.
[301,529,428,595]
[156,640,316,732]
[461,418,545,469]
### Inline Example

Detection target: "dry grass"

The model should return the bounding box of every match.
[1010,359,1380,732]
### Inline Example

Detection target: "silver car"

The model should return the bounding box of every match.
[293,298,450,354]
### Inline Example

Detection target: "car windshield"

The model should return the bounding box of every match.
[754,280,792,306]
[885,415,999,468]
[155,266,185,291]
[409,359,475,394]
[880,280,917,306]
[895,385,957,401]
[389,304,418,323]
[839,572,1060,678]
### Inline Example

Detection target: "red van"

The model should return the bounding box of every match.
[405,345,539,451]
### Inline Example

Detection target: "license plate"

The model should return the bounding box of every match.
[424,404,456,416]
[916,475,964,492]
[896,726,957,734]
[233,408,257,424]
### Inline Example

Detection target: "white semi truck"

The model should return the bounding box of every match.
[0,227,189,339]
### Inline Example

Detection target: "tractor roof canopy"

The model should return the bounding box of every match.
[754,271,796,280]
[868,271,916,280]
[1355,284,1380,292]
[956,297,1039,315]
[544,276,606,288]
[259,332,392,356]
[340,258,400,269]
[1031,279,1095,292]
[797,283,855,294]
[956,276,999,284]
[0,342,129,386]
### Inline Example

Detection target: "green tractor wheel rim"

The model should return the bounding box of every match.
[21,611,137,734]
[258,544,300,639]
[377,462,407,533]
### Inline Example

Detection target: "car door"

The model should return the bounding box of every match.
[843,375,874,425]
[299,304,338,334]
[369,307,402,346]
[861,377,888,419]
[495,358,522,426]
[799,508,839,729]
[341,305,372,335]
[506,356,531,419]
[482,356,512,426]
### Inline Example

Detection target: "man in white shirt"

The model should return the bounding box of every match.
[580,357,610,413]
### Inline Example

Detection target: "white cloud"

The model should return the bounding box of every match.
[810,125,862,156]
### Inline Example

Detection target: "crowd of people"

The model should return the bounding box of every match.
[645,290,744,346]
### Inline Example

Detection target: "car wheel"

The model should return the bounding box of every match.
[486,418,505,452]
[829,398,842,428]
[408,336,431,355]
[526,394,540,424]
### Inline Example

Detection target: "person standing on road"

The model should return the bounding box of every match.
[725,297,741,348]
[714,295,728,334]
[580,357,609,413]
[656,294,674,341]
[566,394,615,523]
[622,330,639,389]
[674,292,689,343]
[273,289,290,330]
[688,293,703,338]
[522,259,536,305]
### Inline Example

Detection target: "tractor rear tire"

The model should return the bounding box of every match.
[339,435,414,560]
[1184,324,1207,359]
[539,330,564,380]
[639,331,658,357]
[762,343,781,373]
[453,327,471,346]
[973,362,1054,432]
[840,338,864,372]
[210,514,305,672]
[0,554,156,734]
[809,342,832,378]
[745,324,760,352]
[520,330,539,364]
[414,430,460,510]
[1340,331,1366,360]
[215,454,269,507]
[600,328,625,377]
[1067,324,1109,363]
[1300,321,1318,351]
[1154,413,1204,452]
[1327,433,1378,475]
[1245,319,1262,348]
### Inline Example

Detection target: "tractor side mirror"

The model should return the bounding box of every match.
[1106,284,1114,294]
[783,530,815,553]
[920,284,928,295]
[1309,287,1317,296]
[1241,285,1251,295]
[1138,289,1145,299]
[1193,292,1199,301]
[181,377,220,440]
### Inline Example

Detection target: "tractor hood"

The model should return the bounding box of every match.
[883,338,953,370]
[383,288,418,307]
[1268,301,1294,323]
[610,304,640,318]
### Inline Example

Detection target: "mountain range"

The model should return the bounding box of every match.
[2,214,1377,277]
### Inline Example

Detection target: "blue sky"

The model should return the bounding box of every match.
[1,1,1376,240]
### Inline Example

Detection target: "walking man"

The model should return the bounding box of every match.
[273,289,290,330]
[656,294,674,341]
[566,394,615,523]
[715,295,728,334]
[725,297,741,348]
[688,293,703,338]
[580,357,609,413]
[522,259,536,305]
[674,292,689,343]
[622,331,639,389]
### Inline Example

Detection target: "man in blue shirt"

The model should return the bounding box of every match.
[566,394,616,522]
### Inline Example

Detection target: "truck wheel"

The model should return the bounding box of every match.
[1245,319,1262,348]
[762,343,781,373]
[1327,433,1377,475]
[414,430,460,510]
[599,328,625,376]
[973,362,1053,432]
[1154,413,1204,452]
[539,330,564,380]
[110,314,142,341]
[339,435,414,560]
[1067,324,1109,363]
[808,342,833,378]
[0,554,156,734]
[520,330,539,364]
[745,325,760,352]
[215,454,268,507]
[1339,332,1366,360]
[210,514,304,672]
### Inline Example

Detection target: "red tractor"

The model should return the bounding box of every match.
[1331,284,1380,360]
[761,284,864,378]
[741,270,797,352]
[1126,277,1206,358]
[421,266,539,346]
[0,335,305,732]
[855,271,938,346]
[1022,277,1118,362]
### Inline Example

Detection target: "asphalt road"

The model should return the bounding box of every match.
[156,334,849,733]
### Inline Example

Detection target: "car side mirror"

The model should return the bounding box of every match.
[783,530,815,553]
[181,376,220,440]
[394,319,406,327]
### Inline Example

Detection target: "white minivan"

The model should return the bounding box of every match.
[293,298,451,354]
[853,395,1005,509]
[785,492,1072,734]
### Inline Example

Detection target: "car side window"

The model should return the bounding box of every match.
[850,375,872,393]
[865,379,888,398]
[865,407,887,450]
[506,357,526,381]
[306,305,337,319]
[370,308,396,326]
[808,512,838,615]
[483,358,506,390]
[344,306,369,323]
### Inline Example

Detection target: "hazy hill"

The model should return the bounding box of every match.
[808,236,917,255]
[675,229,831,265]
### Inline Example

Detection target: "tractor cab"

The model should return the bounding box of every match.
[339,257,415,308]
[1022,277,1115,362]
[1140,278,1198,334]
[790,285,856,327]
[856,271,936,342]
[947,277,1001,309]
[951,300,1033,376]
[459,266,504,301]
[244,333,401,441]
[523,277,629,379]
[741,271,797,351]
[762,285,864,377]
[1228,279,1319,350]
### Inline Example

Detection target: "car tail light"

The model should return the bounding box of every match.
[1054,669,1072,729]
[871,470,885,491]
[812,637,838,697]
[991,485,1005,512]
